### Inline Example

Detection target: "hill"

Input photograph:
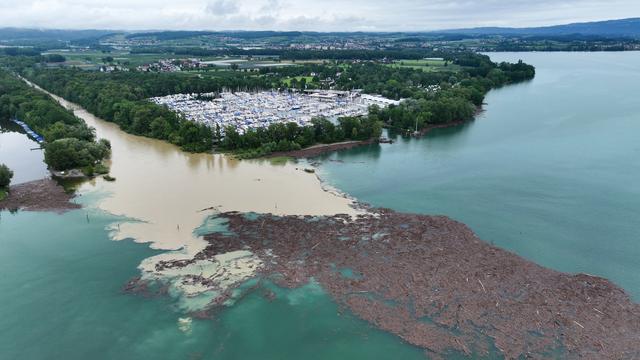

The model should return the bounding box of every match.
[437,18,640,38]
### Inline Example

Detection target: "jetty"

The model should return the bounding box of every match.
[11,118,44,143]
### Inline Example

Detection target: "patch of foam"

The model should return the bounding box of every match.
[177,317,192,334]
[141,250,263,312]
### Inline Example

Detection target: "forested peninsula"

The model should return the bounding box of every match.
[2,51,533,159]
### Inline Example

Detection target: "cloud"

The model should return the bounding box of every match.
[259,0,283,15]
[0,0,637,31]
[206,0,239,16]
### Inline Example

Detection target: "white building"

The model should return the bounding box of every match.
[360,94,402,107]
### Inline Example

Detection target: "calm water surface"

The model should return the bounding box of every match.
[319,52,640,299]
[0,121,48,184]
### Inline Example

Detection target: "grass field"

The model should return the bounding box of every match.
[387,59,461,72]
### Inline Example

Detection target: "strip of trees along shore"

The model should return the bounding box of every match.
[0,69,110,172]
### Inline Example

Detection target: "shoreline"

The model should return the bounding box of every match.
[0,178,80,213]
[267,107,484,159]
[415,106,484,137]
[267,139,377,159]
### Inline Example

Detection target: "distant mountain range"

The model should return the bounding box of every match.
[436,18,640,38]
[0,18,639,42]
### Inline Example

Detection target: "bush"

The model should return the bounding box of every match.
[0,164,13,188]
[94,163,109,175]
[81,166,95,177]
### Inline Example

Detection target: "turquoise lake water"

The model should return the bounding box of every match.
[319,52,640,299]
[0,208,430,359]
[1,52,639,359]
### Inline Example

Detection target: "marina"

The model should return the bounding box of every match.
[150,91,393,134]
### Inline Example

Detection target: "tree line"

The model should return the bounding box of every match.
[22,68,221,152]
[220,116,383,158]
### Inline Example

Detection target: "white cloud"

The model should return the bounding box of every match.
[0,0,637,31]
[206,0,239,16]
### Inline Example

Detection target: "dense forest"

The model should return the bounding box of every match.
[0,69,110,172]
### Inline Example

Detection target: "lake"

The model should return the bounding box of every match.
[319,51,640,299]
[0,120,48,184]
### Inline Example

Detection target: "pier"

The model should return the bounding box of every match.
[11,118,44,143]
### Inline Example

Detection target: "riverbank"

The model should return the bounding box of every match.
[268,139,377,159]
[0,178,79,212]
[158,209,640,359]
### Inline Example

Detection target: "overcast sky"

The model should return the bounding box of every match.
[0,0,638,31]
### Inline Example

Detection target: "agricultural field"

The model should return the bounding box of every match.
[41,49,297,70]
[42,49,200,67]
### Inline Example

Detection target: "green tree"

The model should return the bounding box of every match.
[44,138,110,171]
[0,164,13,188]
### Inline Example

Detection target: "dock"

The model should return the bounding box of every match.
[11,118,44,143]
